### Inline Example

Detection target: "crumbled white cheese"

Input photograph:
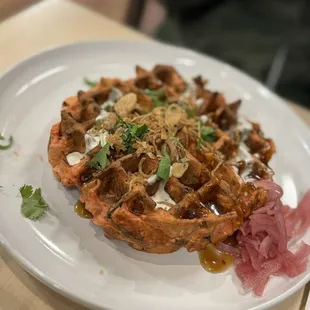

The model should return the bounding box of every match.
[66,131,108,166]
[85,131,108,153]
[98,87,123,115]
[238,117,252,132]
[179,81,196,101]
[200,115,208,123]
[66,152,84,166]
[196,98,204,106]
[152,181,175,211]
[85,133,100,153]
[147,175,157,185]
[99,132,108,147]
[234,143,256,181]
[109,87,123,102]
[96,109,109,121]
[236,143,253,163]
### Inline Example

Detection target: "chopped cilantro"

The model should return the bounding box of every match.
[134,124,148,137]
[142,89,165,97]
[179,103,196,118]
[201,126,217,142]
[116,117,148,153]
[19,185,48,220]
[185,108,196,118]
[87,142,110,169]
[142,89,167,108]
[103,105,113,112]
[84,77,97,88]
[0,134,13,150]
[157,152,171,182]
[152,98,166,108]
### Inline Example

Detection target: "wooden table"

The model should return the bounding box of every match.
[0,1,309,309]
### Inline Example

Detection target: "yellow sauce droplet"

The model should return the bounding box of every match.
[199,243,233,273]
[74,200,93,219]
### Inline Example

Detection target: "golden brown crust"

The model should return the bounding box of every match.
[48,64,274,253]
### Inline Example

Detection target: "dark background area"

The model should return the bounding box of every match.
[2,0,310,107]
[154,0,310,107]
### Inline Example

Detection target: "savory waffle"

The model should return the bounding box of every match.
[48,65,274,253]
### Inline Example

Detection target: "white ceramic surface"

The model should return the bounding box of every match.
[0,41,310,310]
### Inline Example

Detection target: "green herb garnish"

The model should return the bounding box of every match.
[157,152,171,182]
[152,98,166,108]
[84,77,97,88]
[116,117,148,153]
[185,108,196,118]
[142,89,165,97]
[87,142,110,169]
[142,89,167,108]
[0,134,13,150]
[201,126,217,142]
[179,103,196,118]
[103,105,113,112]
[19,185,48,220]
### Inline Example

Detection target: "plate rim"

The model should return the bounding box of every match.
[1,39,309,310]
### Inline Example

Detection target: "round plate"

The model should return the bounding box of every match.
[0,41,309,310]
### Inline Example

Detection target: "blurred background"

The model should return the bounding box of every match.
[1,0,309,107]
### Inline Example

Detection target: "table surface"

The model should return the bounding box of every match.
[0,0,309,309]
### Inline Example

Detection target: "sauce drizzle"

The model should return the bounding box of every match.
[199,243,233,273]
[74,200,93,219]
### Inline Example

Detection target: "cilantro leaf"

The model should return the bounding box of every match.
[84,77,97,88]
[142,89,165,97]
[157,152,171,182]
[179,103,196,118]
[185,108,196,118]
[116,118,148,153]
[201,126,217,142]
[20,184,33,198]
[19,185,48,220]
[142,89,167,108]
[135,124,148,138]
[0,134,13,150]
[87,142,110,169]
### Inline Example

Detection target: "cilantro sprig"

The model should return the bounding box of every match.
[116,117,148,153]
[0,134,13,150]
[197,123,217,149]
[156,152,171,182]
[19,185,48,220]
[201,126,217,142]
[142,89,167,108]
[179,103,196,118]
[84,77,97,88]
[87,142,110,169]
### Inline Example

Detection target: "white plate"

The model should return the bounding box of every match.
[0,41,310,310]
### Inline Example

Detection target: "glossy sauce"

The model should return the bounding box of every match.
[199,243,233,273]
[74,200,93,219]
